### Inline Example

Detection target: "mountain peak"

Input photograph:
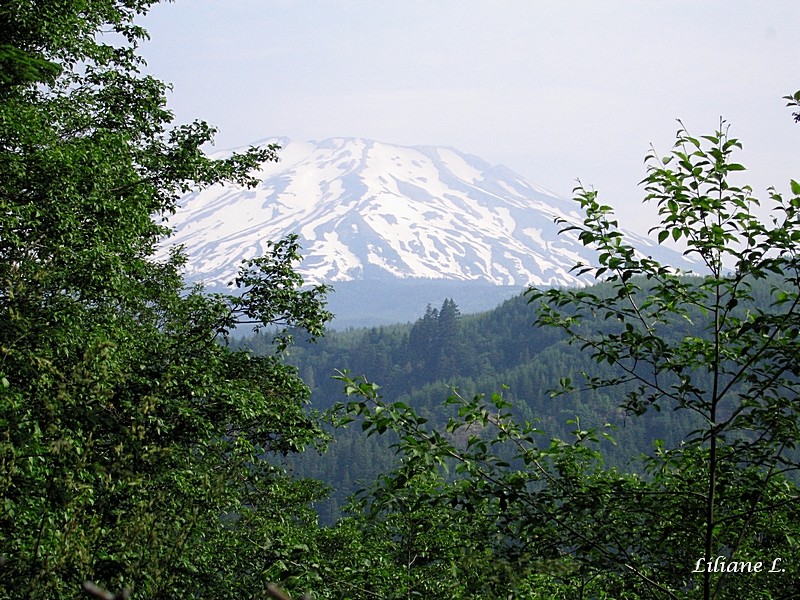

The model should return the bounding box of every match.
[162,137,698,288]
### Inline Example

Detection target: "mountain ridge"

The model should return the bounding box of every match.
[162,137,701,292]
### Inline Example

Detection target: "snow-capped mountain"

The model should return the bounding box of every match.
[162,137,699,289]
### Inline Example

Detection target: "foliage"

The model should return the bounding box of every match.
[333,118,800,599]
[531,121,800,594]
[269,283,725,520]
[0,1,331,598]
[314,471,509,600]
[784,89,800,123]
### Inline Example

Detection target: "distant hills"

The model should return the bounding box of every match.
[237,277,730,522]
[162,137,702,327]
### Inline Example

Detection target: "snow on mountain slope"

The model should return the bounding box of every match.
[161,137,700,288]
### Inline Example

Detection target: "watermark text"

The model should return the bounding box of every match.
[692,556,785,574]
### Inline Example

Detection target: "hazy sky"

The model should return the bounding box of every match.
[137,1,800,235]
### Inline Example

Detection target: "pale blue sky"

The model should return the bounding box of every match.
[138,1,800,234]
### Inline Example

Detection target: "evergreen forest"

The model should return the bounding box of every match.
[3,3,800,599]
[239,284,735,522]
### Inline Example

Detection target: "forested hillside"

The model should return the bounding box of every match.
[237,274,777,520]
